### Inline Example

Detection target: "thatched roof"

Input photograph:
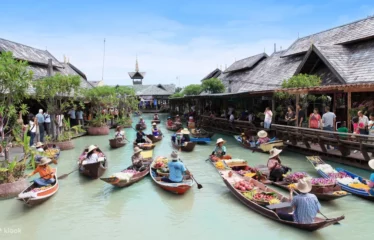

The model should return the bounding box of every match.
[122,84,175,96]
[128,72,146,79]
[282,16,374,57]
[201,68,222,81]
[224,53,268,73]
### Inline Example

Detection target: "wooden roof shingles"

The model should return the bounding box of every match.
[0,38,63,68]
[201,68,222,81]
[224,53,268,73]
[125,84,175,96]
[282,16,374,57]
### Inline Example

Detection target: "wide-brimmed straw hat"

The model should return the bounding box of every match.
[171,151,178,159]
[296,178,312,193]
[216,138,226,145]
[181,128,190,134]
[133,147,143,155]
[176,115,179,117]
[39,157,51,165]
[369,159,374,170]
[152,122,157,126]
[257,130,268,138]
[269,148,282,159]
[35,142,44,148]
[87,145,97,154]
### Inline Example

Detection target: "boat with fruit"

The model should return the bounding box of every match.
[219,169,344,231]
[307,156,374,201]
[133,141,156,150]
[150,156,194,194]
[109,138,126,148]
[233,135,285,153]
[271,171,349,201]
[78,147,108,179]
[17,168,59,206]
[101,150,153,187]
[136,123,147,130]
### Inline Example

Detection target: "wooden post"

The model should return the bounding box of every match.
[333,93,337,115]
[347,91,352,132]
[295,94,300,126]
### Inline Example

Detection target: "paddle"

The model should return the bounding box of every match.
[179,159,203,189]
[57,168,79,180]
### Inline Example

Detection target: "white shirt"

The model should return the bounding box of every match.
[264,110,273,123]
[29,120,37,133]
[57,115,64,127]
[44,113,51,123]
[248,114,253,123]
[229,114,235,122]
[86,153,99,164]
[369,120,374,135]
[359,115,369,128]
[115,130,125,138]
[37,148,44,152]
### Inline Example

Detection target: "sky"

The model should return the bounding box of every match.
[2,0,374,86]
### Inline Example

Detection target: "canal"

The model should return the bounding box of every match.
[0,114,372,240]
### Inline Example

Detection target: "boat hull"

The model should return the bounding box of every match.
[136,124,147,130]
[146,134,163,143]
[172,141,196,152]
[109,138,126,148]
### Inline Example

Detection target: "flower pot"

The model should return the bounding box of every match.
[87,126,110,135]
[0,178,29,199]
[51,140,75,151]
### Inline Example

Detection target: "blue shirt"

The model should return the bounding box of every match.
[69,110,76,119]
[36,113,45,124]
[291,193,321,224]
[76,111,83,119]
[168,160,186,182]
[214,145,227,157]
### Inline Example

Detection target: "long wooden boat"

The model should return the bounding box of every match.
[233,135,285,153]
[150,157,194,194]
[136,123,147,130]
[307,156,374,201]
[146,133,163,143]
[78,147,108,179]
[171,141,196,152]
[220,169,344,231]
[100,150,153,187]
[151,119,161,124]
[17,168,59,206]
[190,128,214,139]
[133,141,156,150]
[109,138,126,148]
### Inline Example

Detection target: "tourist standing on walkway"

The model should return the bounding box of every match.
[56,114,64,136]
[309,108,322,129]
[29,116,37,146]
[44,110,51,136]
[264,107,273,129]
[322,106,336,150]
[285,106,296,126]
[358,111,369,135]
[248,110,254,124]
[76,109,84,126]
[36,109,45,142]
[296,104,305,127]
[369,113,374,136]
[68,108,76,127]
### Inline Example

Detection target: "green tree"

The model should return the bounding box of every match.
[182,84,202,96]
[0,51,33,161]
[33,74,82,140]
[201,78,225,94]
[169,92,184,99]
[175,87,183,93]
[275,74,321,99]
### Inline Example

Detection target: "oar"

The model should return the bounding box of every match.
[57,168,79,180]
[179,159,203,189]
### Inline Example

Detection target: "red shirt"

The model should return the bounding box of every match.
[309,113,321,129]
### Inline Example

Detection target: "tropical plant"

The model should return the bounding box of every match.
[183,84,202,96]
[201,78,225,94]
[116,116,132,126]
[169,92,184,99]
[71,125,86,135]
[90,114,111,127]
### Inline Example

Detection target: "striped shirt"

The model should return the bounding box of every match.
[291,193,321,224]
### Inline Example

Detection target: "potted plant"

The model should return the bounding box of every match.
[87,114,111,135]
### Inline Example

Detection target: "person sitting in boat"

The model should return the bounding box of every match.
[85,145,101,164]
[35,142,45,163]
[138,117,145,125]
[256,130,270,146]
[240,132,249,144]
[115,126,126,141]
[267,148,290,181]
[167,117,173,127]
[288,178,321,224]
[175,115,181,123]
[153,114,159,120]
[364,159,374,195]
[136,129,146,144]
[188,115,194,122]
[180,128,191,143]
[152,123,160,137]
[161,151,192,183]
[27,157,55,186]
[212,138,232,160]
[131,147,146,172]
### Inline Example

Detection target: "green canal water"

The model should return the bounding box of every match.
[0,114,372,240]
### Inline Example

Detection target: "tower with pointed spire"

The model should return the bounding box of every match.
[128,56,145,85]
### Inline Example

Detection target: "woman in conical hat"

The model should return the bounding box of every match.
[211,138,232,160]
[256,130,270,146]
[131,147,146,171]
[267,148,290,181]
[27,157,55,186]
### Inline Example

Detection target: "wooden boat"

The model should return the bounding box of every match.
[233,135,285,153]
[136,123,147,130]
[100,150,153,187]
[150,157,194,194]
[78,147,108,179]
[166,122,181,131]
[17,168,59,206]
[146,133,163,143]
[109,138,126,148]
[133,141,156,150]
[151,119,161,124]
[307,156,374,201]
[219,169,344,231]
[171,141,196,152]
[190,128,214,139]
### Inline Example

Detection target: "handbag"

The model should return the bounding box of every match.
[27,125,35,136]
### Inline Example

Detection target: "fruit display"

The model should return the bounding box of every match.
[152,157,169,169]
[315,164,337,174]
[45,148,60,159]
[311,178,336,186]
[284,172,308,183]
[31,185,52,192]
[269,198,281,205]
[243,190,278,203]
[328,172,349,179]
[244,172,257,178]
[234,180,254,191]
[215,161,225,170]
[348,183,370,190]
[333,191,347,196]
[337,177,360,185]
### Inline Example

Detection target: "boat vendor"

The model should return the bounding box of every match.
[256,130,270,146]
[85,145,101,164]
[267,148,291,181]
[175,115,181,123]
[167,117,173,127]
[138,117,145,125]
[364,159,374,195]
[131,147,146,172]
[212,138,232,160]
[153,113,159,120]
[35,142,45,163]
[136,129,146,143]
[180,128,191,143]
[287,178,321,224]
[115,126,126,141]
[27,157,55,186]
[152,123,160,137]
[161,151,192,183]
